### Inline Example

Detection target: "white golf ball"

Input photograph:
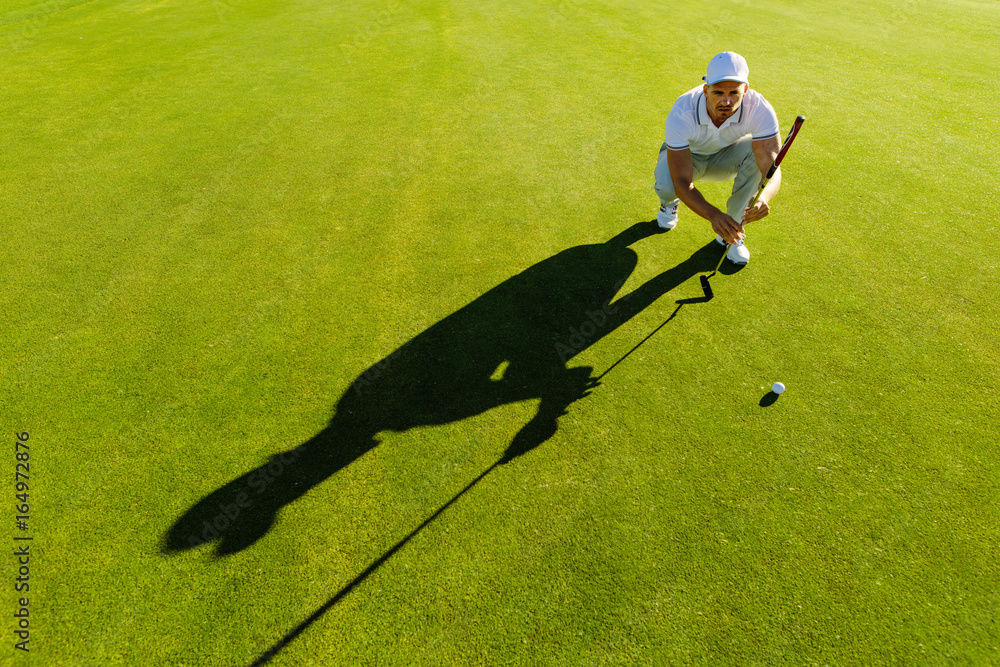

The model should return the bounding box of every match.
[772,382,786,395]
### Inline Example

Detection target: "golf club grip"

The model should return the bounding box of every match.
[766,115,806,178]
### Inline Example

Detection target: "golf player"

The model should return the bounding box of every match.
[654,52,782,265]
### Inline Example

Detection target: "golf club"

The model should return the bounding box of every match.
[700,115,806,299]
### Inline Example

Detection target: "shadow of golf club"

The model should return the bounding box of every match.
[598,295,712,381]
[247,457,505,666]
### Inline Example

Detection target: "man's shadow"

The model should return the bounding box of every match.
[164,222,724,556]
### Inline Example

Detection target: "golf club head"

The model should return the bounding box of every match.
[699,275,714,300]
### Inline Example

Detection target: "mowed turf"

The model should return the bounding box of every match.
[2,0,999,664]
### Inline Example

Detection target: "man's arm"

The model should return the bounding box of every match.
[666,148,745,244]
[743,135,782,224]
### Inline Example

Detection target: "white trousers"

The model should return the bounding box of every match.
[653,136,760,222]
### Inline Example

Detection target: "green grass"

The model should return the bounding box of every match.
[2,0,999,664]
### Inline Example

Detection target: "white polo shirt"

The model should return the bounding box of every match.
[665,86,779,156]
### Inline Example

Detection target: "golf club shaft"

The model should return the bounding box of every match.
[712,177,768,274]
[710,115,806,275]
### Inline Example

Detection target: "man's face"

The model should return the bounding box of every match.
[703,81,748,124]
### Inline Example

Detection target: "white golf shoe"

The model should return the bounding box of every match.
[715,234,750,265]
[656,202,678,230]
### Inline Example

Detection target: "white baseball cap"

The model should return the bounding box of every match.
[703,51,749,85]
